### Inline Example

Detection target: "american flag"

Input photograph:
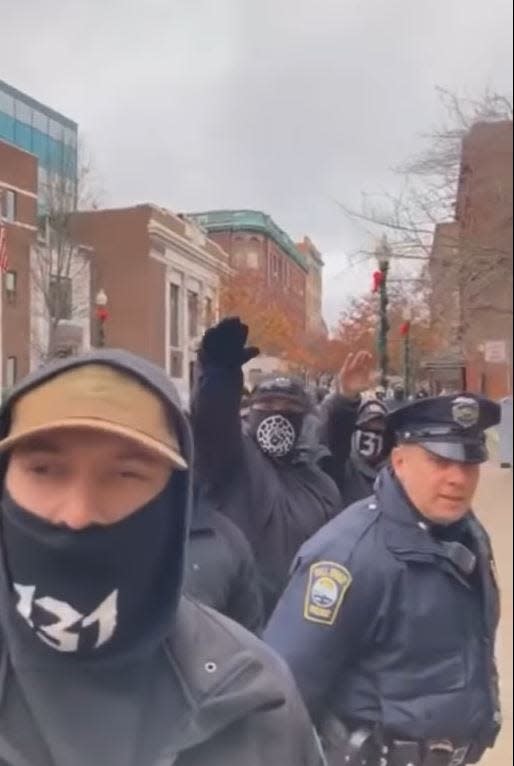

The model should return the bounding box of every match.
[0,225,8,272]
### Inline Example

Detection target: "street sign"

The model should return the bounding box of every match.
[484,341,508,364]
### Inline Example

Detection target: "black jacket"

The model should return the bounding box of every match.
[0,350,323,766]
[318,394,393,508]
[265,466,501,762]
[191,363,341,617]
[186,489,264,634]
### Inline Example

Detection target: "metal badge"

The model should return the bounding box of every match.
[452,396,480,429]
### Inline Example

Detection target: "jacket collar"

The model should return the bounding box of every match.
[375,467,475,581]
[162,598,288,752]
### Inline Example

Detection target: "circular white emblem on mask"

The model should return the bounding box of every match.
[310,576,339,608]
[256,414,297,458]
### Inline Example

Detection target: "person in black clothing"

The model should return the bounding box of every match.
[191,317,341,618]
[0,350,324,766]
[320,395,393,508]
[386,382,407,411]
[185,485,264,634]
[317,350,393,509]
[266,393,502,766]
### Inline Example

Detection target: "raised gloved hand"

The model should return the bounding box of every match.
[200,317,260,368]
[338,351,375,398]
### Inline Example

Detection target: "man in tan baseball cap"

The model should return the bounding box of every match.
[0,363,187,469]
[0,350,324,766]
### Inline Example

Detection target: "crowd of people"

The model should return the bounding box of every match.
[0,316,503,766]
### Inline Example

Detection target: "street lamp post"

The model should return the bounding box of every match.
[400,307,413,397]
[95,289,109,348]
[373,237,392,391]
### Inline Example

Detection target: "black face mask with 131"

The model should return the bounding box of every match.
[0,477,184,663]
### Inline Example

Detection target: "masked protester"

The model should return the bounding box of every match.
[317,351,393,509]
[320,397,393,509]
[386,383,406,412]
[0,350,325,766]
[186,483,264,634]
[191,318,341,618]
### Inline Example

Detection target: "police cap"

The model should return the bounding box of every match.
[389,393,501,464]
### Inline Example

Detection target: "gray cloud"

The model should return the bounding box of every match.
[2,0,512,325]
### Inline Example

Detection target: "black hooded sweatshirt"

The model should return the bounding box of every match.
[0,350,323,766]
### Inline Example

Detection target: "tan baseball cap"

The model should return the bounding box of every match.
[0,364,188,470]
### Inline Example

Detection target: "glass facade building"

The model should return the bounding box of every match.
[0,80,78,198]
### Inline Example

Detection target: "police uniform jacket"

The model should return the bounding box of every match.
[265,466,501,759]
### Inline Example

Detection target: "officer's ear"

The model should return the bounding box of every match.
[390,445,405,477]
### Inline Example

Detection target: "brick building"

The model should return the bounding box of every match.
[0,81,82,392]
[458,121,513,399]
[190,210,309,331]
[0,141,38,394]
[71,206,229,405]
[429,121,513,398]
[296,235,326,337]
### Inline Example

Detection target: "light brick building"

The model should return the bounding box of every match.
[71,206,230,406]
[296,236,326,337]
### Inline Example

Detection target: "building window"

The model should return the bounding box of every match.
[48,118,63,141]
[169,283,180,348]
[49,275,73,320]
[205,296,214,329]
[2,190,16,222]
[0,91,14,117]
[6,357,17,389]
[170,350,183,379]
[33,109,49,133]
[5,270,17,303]
[188,291,199,339]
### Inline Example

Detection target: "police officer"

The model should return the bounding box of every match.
[265,393,502,766]
[0,350,324,766]
[191,317,341,618]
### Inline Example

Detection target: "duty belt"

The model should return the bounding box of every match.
[382,739,470,766]
[320,718,470,766]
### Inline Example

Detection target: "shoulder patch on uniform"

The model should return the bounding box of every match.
[303,561,352,626]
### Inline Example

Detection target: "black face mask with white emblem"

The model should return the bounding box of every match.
[248,411,304,459]
[0,478,184,662]
[352,429,385,466]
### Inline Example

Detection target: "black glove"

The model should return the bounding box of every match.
[200,317,260,368]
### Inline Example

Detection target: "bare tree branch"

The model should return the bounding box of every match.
[31,138,99,363]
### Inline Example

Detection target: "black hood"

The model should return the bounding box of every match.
[0,349,194,662]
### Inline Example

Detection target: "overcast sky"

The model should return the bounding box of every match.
[2,0,512,325]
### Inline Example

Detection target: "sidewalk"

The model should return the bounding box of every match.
[476,459,513,765]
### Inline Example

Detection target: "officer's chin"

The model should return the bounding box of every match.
[430,497,469,524]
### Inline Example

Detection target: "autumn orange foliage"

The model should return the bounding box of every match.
[220,269,440,382]
[219,268,329,371]
[332,291,440,379]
